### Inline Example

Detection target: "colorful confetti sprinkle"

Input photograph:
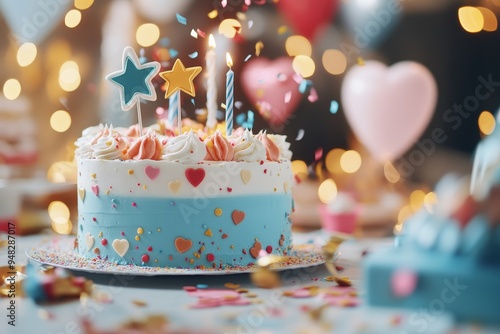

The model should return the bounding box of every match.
[255,41,264,56]
[176,13,187,25]
[208,9,218,19]
[308,87,318,103]
[26,237,324,275]
[244,54,252,62]
[188,51,199,59]
[296,129,305,141]
[330,100,339,114]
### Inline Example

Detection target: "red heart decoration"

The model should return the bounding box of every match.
[174,237,193,254]
[241,57,302,128]
[249,240,262,259]
[231,210,245,225]
[185,168,205,187]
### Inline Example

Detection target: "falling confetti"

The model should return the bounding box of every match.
[196,29,206,38]
[308,87,318,103]
[284,91,292,104]
[278,25,288,35]
[169,49,179,58]
[296,129,305,141]
[188,51,199,59]
[255,41,264,56]
[299,80,312,94]
[244,54,252,62]
[248,20,254,29]
[176,13,187,25]
[208,9,218,19]
[330,100,339,114]
[190,29,198,38]
[315,147,323,161]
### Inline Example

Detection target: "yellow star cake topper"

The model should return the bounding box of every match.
[160,59,202,99]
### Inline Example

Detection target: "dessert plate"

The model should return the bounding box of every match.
[26,236,325,276]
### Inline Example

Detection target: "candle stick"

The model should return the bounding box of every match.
[225,52,234,136]
[177,91,182,133]
[206,34,217,129]
[168,90,180,129]
[159,59,202,136]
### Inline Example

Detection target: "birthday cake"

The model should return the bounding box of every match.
[363,127,500,324]
[75,124,294,269]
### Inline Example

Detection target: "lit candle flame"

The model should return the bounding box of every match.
[226,53,233,68]
[208,34,216,49]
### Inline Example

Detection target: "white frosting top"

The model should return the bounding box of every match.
[161,130,206,163]
[74,124,105,160]
[268,134,293,161]
[74,123,293,163]
[91,130,128,160]
[233,130,266,162]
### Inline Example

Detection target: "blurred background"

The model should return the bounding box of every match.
[0,0,499,235]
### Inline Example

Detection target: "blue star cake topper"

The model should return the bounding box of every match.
[106,46,161,111]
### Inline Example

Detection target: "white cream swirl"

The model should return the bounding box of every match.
[268,134,292,161]
[161,130,206,163]
[74,124,105,159]
[91,130,128,160]
[233,130,266,162]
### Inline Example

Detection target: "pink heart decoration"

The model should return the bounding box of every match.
[391,269,418,297]
[145,165,160,180]
[341,61,437,162]
[91,185,99,196]
[241,57,302,128]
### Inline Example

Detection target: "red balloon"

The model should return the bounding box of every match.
[276,0,337,40]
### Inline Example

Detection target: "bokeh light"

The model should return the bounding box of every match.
[17,43,37,67]
[136,23,160,47]
[318,178,338,204]
[325,148,345,174]
[477,7,497,32]
[285,35,312,57]
[458,6,484,33]
[397,205,414,225]
[478,110,496,135]
[410,189,426,212]
[59,61,81,92]
[322,49,347,75]
[50,110,72,133]
[49,200,72,234]
[291,160,308,177]
[3,79,21,100]
[219,19,242,38]
[74,0,94,10]
[384,161,400,183]
[292,55,315,78]
[424,191,438,213]
[340,150,362,174]
[65,9,82,28]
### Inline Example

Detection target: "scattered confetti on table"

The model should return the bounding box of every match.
[26,236,324,276]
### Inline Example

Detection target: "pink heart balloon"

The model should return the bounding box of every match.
[341,61,437,162]
[241,57,302,128]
